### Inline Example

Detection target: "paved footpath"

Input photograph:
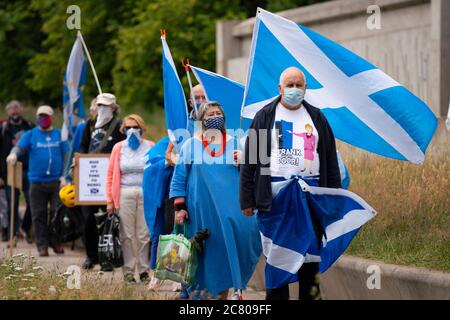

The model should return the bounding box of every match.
[1,237,265,300]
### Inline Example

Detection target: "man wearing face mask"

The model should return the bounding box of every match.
[7,105,70,256]
[186,84,207,136]
[79,93,126,270]
[240,67,341,300]
[0,100,35,244]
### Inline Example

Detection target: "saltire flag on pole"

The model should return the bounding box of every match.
[62,35,87,141]
[161,31,188,151]
[190,65,245,131]
[189,65,351,187]
[241,8,437,164]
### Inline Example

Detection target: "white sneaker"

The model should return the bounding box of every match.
[172,282,182,292]
[148,277,162,291]
[230,290,243,300]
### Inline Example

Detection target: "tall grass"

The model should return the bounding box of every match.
[339,120,450,271]
[0,253,164,300]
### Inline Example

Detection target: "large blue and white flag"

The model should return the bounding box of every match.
[190,64,352,186]
[62,36,87,141]
[259,177,376,288]
[190,65,245,131]
[161,33,188,151]
[242,8,437,164]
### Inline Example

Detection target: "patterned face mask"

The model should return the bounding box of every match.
[37,115,52,129]
[203,116,225,131]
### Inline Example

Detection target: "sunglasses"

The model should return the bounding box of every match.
[125,126,140,130]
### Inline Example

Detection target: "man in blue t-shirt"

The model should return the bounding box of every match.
[7,105,69,257]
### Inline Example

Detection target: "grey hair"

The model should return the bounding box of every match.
[279,67,306,85]
[5,100,22,110]
[197,101,226,122]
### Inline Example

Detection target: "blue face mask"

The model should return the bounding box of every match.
[283,88,305,107]
[203,116,225,131]
[126,128,142,150]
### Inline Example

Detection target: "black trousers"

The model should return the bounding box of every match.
[29,180,60,249]
[266,262,320,300]
[81,205,105,261]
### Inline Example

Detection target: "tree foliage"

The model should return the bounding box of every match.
[0,0,327,111]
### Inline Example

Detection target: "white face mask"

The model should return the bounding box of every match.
[95,106,114,128]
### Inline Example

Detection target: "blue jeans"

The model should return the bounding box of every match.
[5,172,31,237]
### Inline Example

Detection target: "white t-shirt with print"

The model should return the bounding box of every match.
[270,103,320,178]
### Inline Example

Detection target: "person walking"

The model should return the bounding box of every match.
[0,100,34,244]
[79,93,126,269]
[106,114,154,283]
[7,105,69,256]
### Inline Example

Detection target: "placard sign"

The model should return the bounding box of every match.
[74,153,110,205]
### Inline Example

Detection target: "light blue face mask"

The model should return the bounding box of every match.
[126,128,142,150]
[283,88,305,107]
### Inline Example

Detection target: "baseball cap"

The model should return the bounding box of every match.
[96,93,116,106]
[36,105,54,116]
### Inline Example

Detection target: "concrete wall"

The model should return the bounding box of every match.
[320,255,450,299]
[248,255,450,299]
[216,0,450,117]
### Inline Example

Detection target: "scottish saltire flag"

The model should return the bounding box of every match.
[242,8,437,164]
[259,177,376,288]
[62,36,87,141]
[190,64,352,186]
[161,34,188,151]
[190,65,245,130]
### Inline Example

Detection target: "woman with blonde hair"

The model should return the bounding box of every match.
[106,114,154,283]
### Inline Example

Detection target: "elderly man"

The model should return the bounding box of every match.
[7,105,69,256]
[79,93,126,270]
[240,67,341,300]
[187,84,207,136]
[0,100,35,244]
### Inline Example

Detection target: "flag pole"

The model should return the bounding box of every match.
[8,163,16,257]
[182,58,199,115]
[77,31,102,94]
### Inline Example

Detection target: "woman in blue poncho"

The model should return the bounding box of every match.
[169,101,261,300]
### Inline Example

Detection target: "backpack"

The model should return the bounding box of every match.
[50,204,84,249]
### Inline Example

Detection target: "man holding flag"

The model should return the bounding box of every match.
[240,67,375,300]
[240,67,340,299]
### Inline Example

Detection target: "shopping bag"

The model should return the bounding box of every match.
[154,223,197,285]
[96,210,124,271]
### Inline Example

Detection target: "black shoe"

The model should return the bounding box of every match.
[82,257,98,269]
[25,229,34,244]
[38,246,49,257]
[100,263,114,272]
[139,272,149,283]
[1,228,8,242]
[52,244,65,254]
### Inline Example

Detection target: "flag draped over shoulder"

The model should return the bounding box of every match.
[62,36,87,141]
[241,8,437,164]
[190,65,245,131]
[259,177,376,288]
[161,33,188,152]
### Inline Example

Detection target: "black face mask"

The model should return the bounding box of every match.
[9,114,22,123]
